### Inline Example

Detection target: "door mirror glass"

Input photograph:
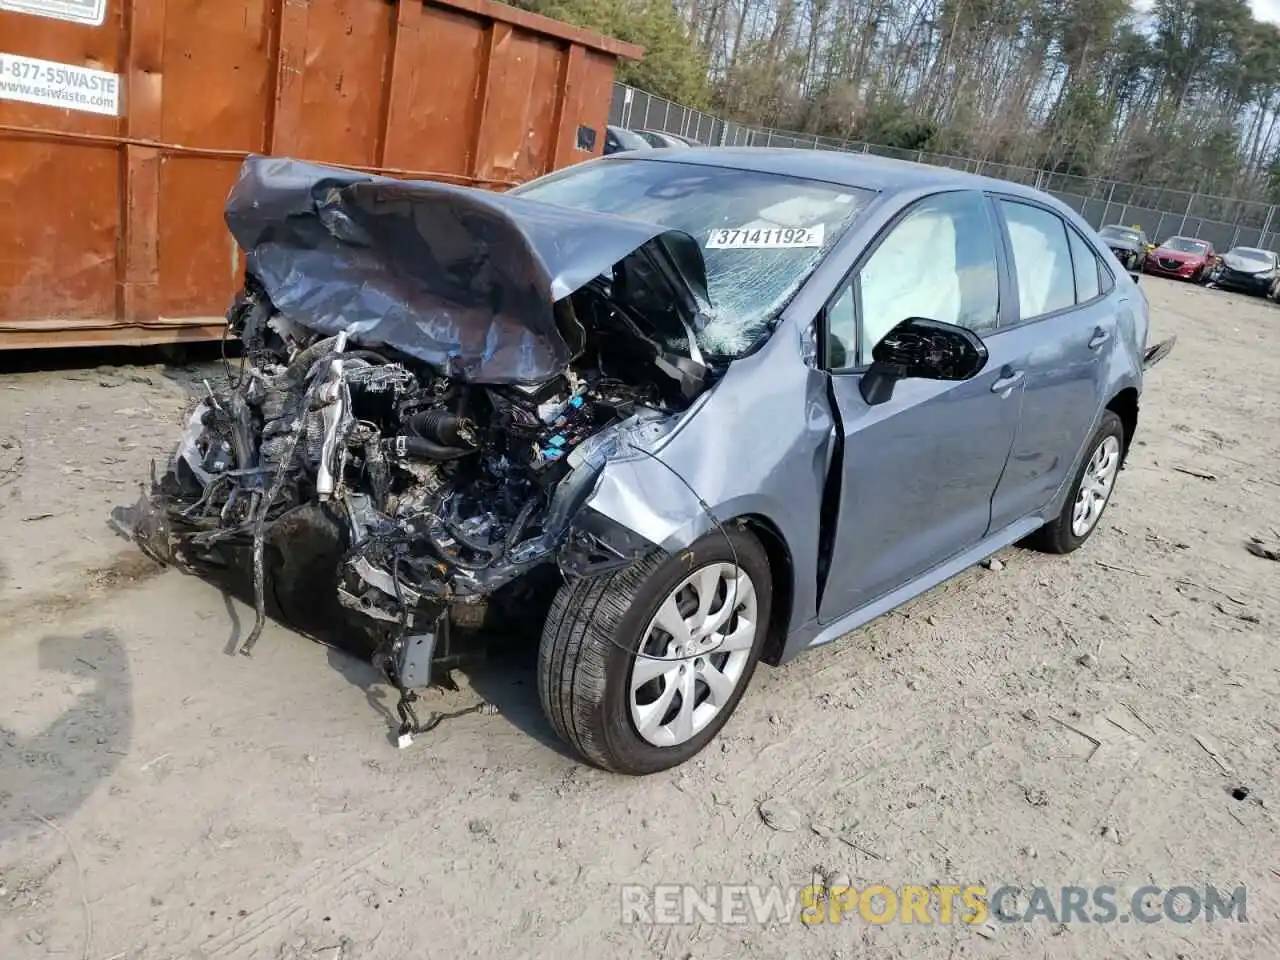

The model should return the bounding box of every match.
[871,317,988,380]
[860,317,988,405]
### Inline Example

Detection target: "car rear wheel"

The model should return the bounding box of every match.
[1030,411,1125,555]
[538,525,771,774]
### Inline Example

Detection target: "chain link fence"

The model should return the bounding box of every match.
[610,83,1280,255]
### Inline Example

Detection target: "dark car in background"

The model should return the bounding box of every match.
[1206,247,1279,297]
[605,125,651,155]
[1144,236,1216,282]
[1097,225,1149,272]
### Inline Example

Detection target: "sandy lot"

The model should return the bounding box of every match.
[1,277,1278,959]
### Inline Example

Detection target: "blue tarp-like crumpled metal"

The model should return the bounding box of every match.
[224,155,707,384]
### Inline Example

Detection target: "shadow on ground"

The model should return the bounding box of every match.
[0,629,133,844]
[185,546,578,761]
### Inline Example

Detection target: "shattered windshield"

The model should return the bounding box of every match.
[510,158,874,358]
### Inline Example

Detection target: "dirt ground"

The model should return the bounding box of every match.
[1,277,1278,960]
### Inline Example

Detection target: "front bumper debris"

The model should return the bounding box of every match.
[1209,271,1272,295]
[1143,337,1176,370]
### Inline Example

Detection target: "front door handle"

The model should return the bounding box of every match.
[1088,328,1111,350]
[991,370,1024,395]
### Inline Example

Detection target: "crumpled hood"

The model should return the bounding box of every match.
[1220,253,1274,274]
[224,155,708,384]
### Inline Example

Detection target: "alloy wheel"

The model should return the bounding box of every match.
[629,563,759,747]
[1072,435,1121,537]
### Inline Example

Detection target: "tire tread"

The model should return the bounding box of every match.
[538,528,770,774]
[537,552,667,772]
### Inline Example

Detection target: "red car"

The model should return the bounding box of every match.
[1143,236,1217,282]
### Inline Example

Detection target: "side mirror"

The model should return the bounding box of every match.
[859,317,989,406]
[1129,271,1140,284]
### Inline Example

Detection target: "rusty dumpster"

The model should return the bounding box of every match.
[0,0,641,350]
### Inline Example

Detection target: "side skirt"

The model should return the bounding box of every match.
[779,514,1047,661]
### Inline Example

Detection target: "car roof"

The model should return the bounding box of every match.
[1229,246,1271,255]
[613,146,1051,198]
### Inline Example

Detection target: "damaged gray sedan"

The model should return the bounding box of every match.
[117,150,1173,774]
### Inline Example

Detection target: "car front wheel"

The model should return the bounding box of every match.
[1031,411,1125,554]
[538,525,771,774]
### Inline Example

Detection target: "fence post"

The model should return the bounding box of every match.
[662,100,670,131]
[640,95,650,129]
[1259,204,1276,248]
[1177,192,1194,235]
[1100,182,1115,227]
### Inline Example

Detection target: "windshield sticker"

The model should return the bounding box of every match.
[707,224,825,249]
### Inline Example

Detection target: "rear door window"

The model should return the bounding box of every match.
[1067,228,1100,303]
[998,201,1076,320]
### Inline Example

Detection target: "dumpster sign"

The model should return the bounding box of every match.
[0,0,107,26]
[0,52,120,115]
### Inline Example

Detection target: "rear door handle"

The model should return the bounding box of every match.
[1088,328,1110,350]
[991,370,1024,395]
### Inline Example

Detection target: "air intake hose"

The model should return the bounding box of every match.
[406,410,476,449]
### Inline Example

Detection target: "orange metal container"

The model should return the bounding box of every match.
[0,0,640,349]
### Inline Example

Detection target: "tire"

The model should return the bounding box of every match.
[538,525,771,774]
[1030,410,1125,555]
